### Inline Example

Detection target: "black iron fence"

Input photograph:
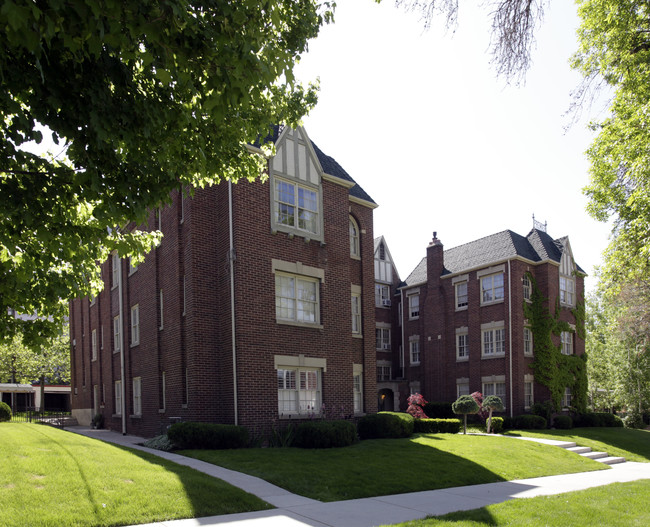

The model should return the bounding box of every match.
[10,408,75,428]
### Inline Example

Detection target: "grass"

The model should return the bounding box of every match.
[389,479,650,526]
[504,427,650,462]
[0,423,272,527]
[180,432,608,502]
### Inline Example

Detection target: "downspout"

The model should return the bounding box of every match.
[229,181,238,425]
[118,255,127,435]
[400,288,405,384]
[507,260,513,417]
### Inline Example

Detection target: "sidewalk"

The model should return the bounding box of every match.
[67,426,650,527]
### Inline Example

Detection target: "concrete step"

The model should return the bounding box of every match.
[566,446,592,455]
[595,456,626,465]
[580,451,608,460]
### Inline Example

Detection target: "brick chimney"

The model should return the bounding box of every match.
[426,231,444,285]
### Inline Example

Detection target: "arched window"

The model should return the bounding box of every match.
[349,217,360,257]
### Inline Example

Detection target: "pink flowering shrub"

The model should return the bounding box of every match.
[471,391,489,420]
[406,393,428,419]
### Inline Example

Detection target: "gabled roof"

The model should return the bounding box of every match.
[403,228,583,287]
[373,236,401,281]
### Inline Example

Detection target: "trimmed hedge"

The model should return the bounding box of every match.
[167,422,249,449]
[553,415,573,429]
[595,412,624,428]
[357,412,414,439]
[414,418,461,434]
[574,412,624,428]
[423,402,454,419]
[0,401,11,422]
[512,414,547,430]
[489,416,504,434]
[294,420,357,448]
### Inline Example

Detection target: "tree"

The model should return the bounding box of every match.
[572,0,650,285]
[482,395,505,434]
[406,392,428,419]
[452,394,479,434]
[1,1,333,346]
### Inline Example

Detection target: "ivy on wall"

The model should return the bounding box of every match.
[523,272,587,412]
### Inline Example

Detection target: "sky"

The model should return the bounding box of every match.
[294,1,612,292]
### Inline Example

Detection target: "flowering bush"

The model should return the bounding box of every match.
[406,393,428,419]
[471,391,489,420]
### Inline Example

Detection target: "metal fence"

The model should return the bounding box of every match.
[10,408,75,429]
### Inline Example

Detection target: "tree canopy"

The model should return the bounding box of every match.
[1,1,332,346]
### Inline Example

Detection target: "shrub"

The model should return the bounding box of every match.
[502,416,514,430]
[0,401,11,422]
[452,395,480,434]
[574,412,602,427]
[91,413,104,429]
[553,415,573,429]
[357,412,414,439]
[423,402,454,418]
[513,414,547,430]
[414,418,461,434]
[490,416,504,434]
[294,420,357,448]
[623,411,644,429]
[268,423,296,447]
[143,434,175,452]
[530,400,554,423]
[596,412,624,428]
[167,422,249,449]
[406,393,428,419]
[482,395,505,434]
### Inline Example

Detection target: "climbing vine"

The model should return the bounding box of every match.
[523,273,587,412]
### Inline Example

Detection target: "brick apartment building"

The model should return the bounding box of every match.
[400,228,585,416]
[69,126,378,437]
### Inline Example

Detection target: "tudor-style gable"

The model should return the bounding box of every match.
[558,237,577,307]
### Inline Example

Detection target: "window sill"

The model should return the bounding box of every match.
[481,353,506,359]
[112,413,121,418]
[410,362,421,367]
[113,349,120,355]
[350,254,361,261]
[279,413,323,420]
[130,343,139,348]
[480,299,504,307]
[352,333,363,339]
[455,305,468,312]
[409,316,420,321]
[129,414,142,419]
[158,409,166,414]
[524,353,534,358]
[276,320,324,330]
[456,357,469,362]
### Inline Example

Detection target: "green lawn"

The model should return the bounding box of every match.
[389,479,650,526]
[504,427,650,462]
[0,423,272,527]
[181,432,608,502]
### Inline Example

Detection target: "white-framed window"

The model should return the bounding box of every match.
[563,387,572,408]
[377,365,392,381]
[349,217,360,258]
[131,304,140,346]
[376,328,391,350]
[375,284,390,307]
[128,257,138,275]
[455,281,468,309]
[351,291,362,335]
[275,273,320,324]
[482,325,505,357]
[523,274,532,301]
[132,377,142,416]
[481,273,504,304]
[277,368,321,416]
[408,293,420,319]
[111,251,120,289]
[456,331,469,361]
[559,276,575,306]
[409,337,420,365]
[114,380,122,416]
[482,381,506,405]
[524,376,534,409]
[561,331,573,355]
[457,380,470,398]
[353,365,363,414]
[159,289,164,330]
[91,329,97,361]
[524,327,533,356]
[274,177,320,236]
[113,315,121,353]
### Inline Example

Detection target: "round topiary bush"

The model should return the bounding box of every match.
[0,401,11,422]
[294,420,357,448]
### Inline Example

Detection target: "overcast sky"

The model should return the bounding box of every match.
[294,1,612,292]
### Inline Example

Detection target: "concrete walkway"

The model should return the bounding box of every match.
[67,427,650,527]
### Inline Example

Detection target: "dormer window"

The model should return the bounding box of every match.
[274,178,319,235]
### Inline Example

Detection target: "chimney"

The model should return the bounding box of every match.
[427,231,444,284]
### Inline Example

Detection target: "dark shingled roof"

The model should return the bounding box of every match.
[403,229,583,287]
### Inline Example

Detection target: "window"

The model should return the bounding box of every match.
[524,327,533,356]
[560,276,575,306]
[561,331,573,355]
[128,257,138,275]
[113,315,121,352]
[409,337,420,365]
[111,251,119,288]
[455,282,468,309]
[132,377,142,416]
[481,273,504,304]
[353,366,363,414]
[114,380,122,416]
[131,305,140,346]
[351,292,362,335]
[277,368,321,415]
[375,284,390,307]
[408,293,420,319]
[523,274,532,301]
[482,381,506,404]
[563,387,572,408]
[457,381,470,397]
[275,273,319,324]
[274,178,319,235]
[482,326,505,356]
[349,217,360,258]
[91,329,97,361]
[377,365,392,381]
[159,289,164,330]
[456,332,469,361]
[376,328,391,350]
[524,378,534,409]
